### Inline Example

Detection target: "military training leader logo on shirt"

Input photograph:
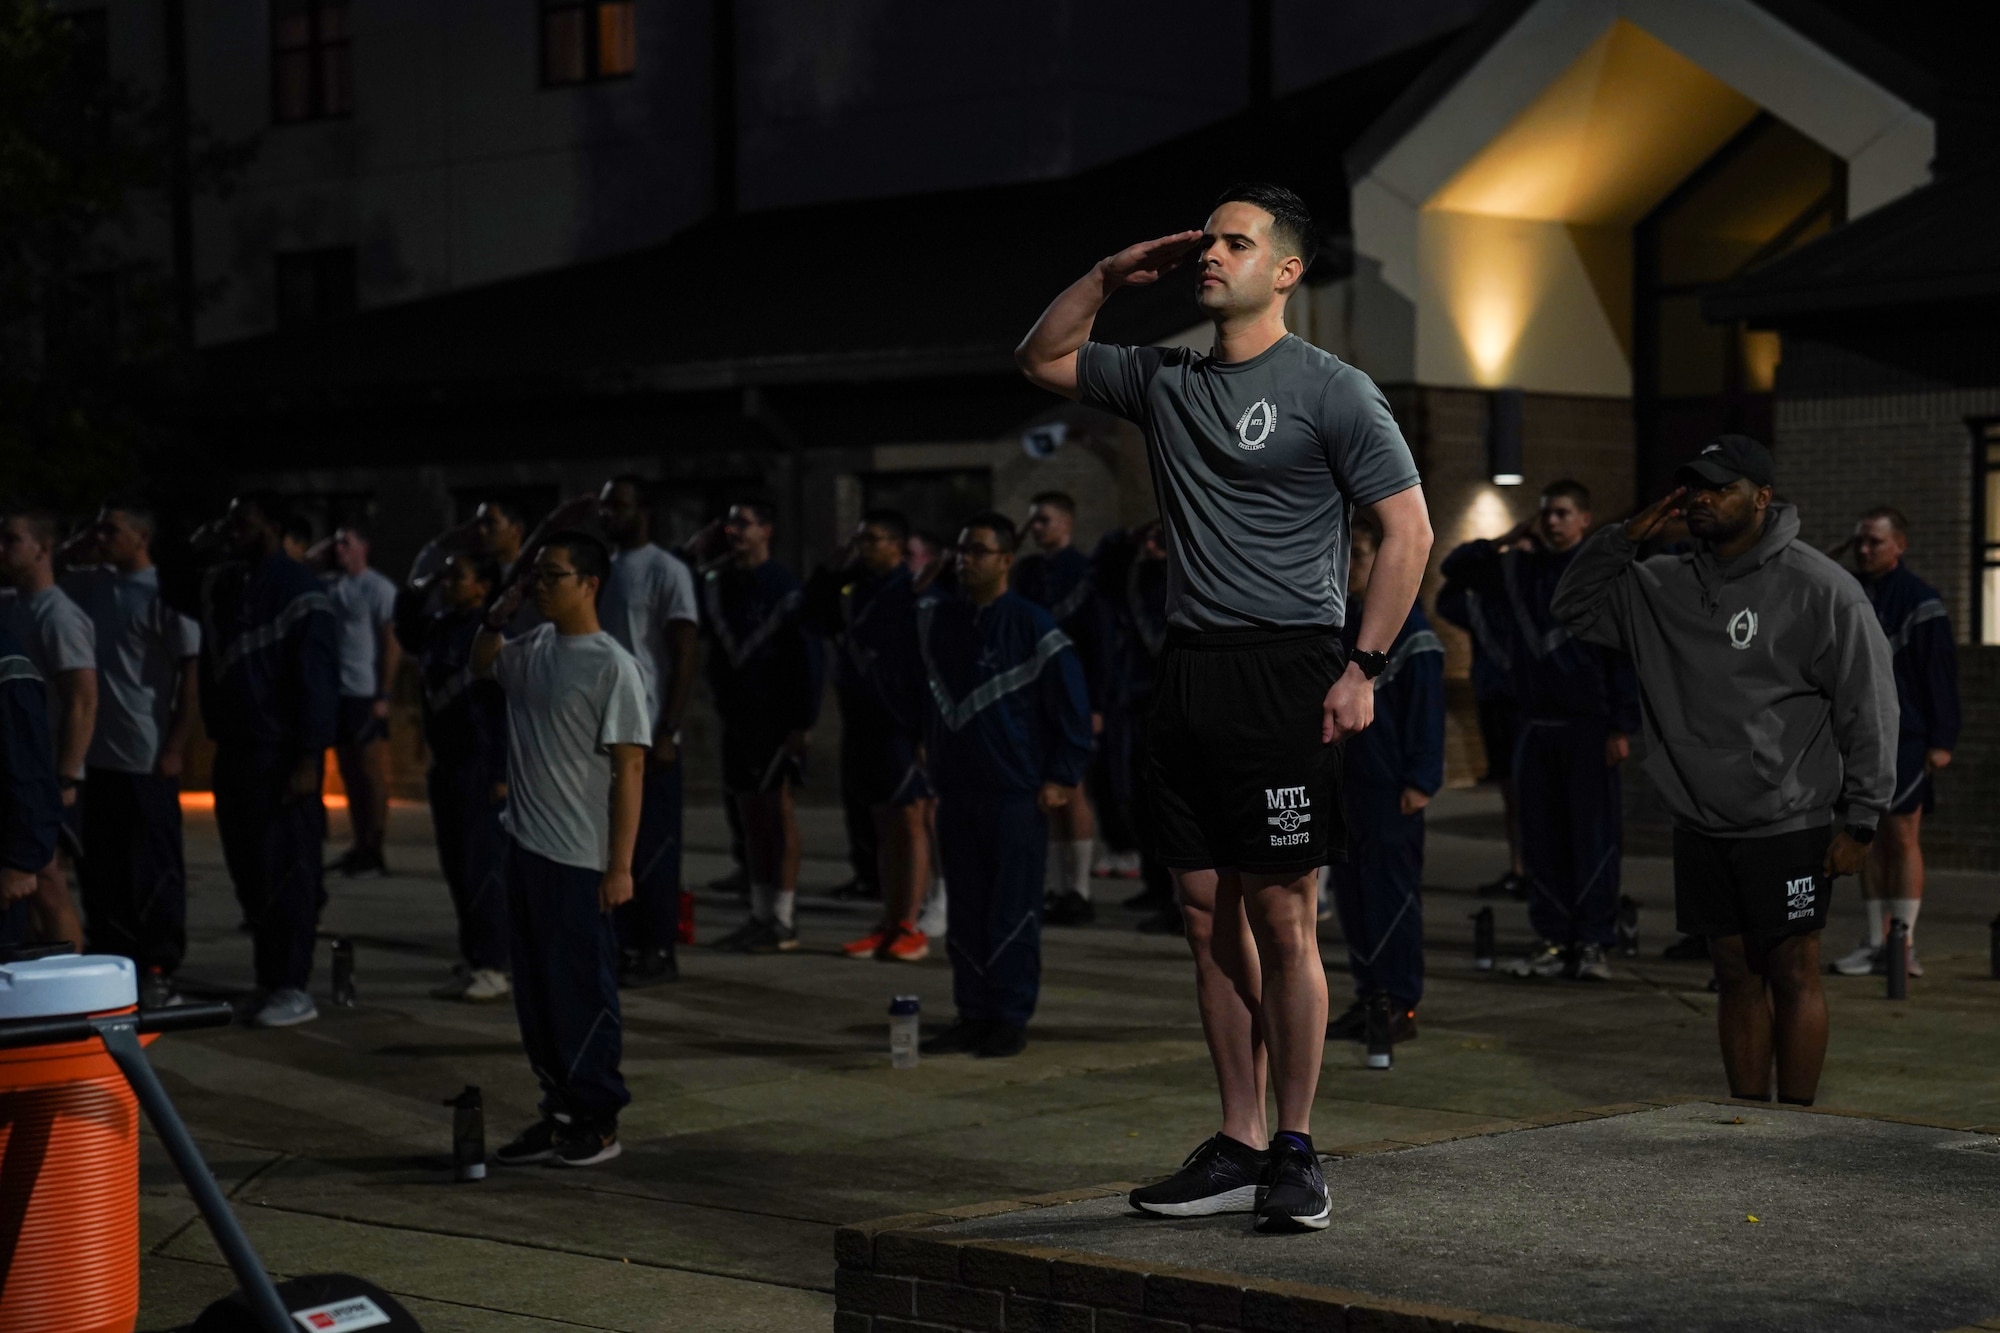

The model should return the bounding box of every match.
[1235,399,1277,450]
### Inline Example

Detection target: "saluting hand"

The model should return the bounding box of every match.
[1625,488,1687,543]
[1101,231,1204,288]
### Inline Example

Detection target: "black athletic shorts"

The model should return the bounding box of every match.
[1889,734,1936,816]
[1142,626,1346,877]
[1673,823,1832,941]
[336,696,387,748]
[721,719,804,796]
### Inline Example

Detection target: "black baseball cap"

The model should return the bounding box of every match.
[1676,434,1774,490]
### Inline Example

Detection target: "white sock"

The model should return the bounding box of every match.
[774,889,797,930]
[1046,844,1066,897]
[1887,898,1920,947]
[1069,840,1095,903]
[750,882,775,923]
[1865,898,1888,948]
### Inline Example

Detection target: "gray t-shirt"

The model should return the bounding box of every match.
[0,584,97,774]
[494,623,651,872]
[1076,335,1420,631]
[61,566,201,775]
[326,567,399,699]
[599,544,699,727]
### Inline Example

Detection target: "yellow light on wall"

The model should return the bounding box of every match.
[1742,329,1781,392]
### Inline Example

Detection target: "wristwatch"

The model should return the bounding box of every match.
[1350,649,1389,680]
[1843,823,1876,846]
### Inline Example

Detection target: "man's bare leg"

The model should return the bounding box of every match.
[1177,868,1266,1146]
[1240,869,1327,1134]
[736,787,799,939]
[1711,934,1775,1099]
[874,801,930,927]
[1762,934,1828,1102]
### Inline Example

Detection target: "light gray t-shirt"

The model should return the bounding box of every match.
[0,584,97,774]
[326,567,399,698]
[494,624,651,872]
[599,544,699,727]
[61,567,201,775]
[1077,335,1420,631]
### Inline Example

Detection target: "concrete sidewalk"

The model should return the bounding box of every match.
[134,788,2000,1330]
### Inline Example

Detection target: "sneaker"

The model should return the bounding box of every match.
[1573,944,1613,982]
[462,967,513,1001]
[324,848,357,876]
[431,962,473,999]
[340,849,387,880]
[1477,871,1527,900]
[1044,892,1095,927]
[882,926,930,963]
[250,987,318,1028]
[1831,942,1880,976]
[1326,999,1368,1042]
[1255,1139,1331,1233]
[1906,947,1924,978]
[495,1117,566,1166]
[138,967,180,1010]
[709,919,765,952]
[745,920,799,954]
[1129,1135,1269,1217]
[1663,934,1710,961]
[1502,941,1569,979]
[617,949,677,988]
[1387,1006,1418,1043]
[915,886,948,939]
[919,1018,989,1055]
[974,1023,1026,1059]
[1111,852,1143,880]
[550,1121,622,1168]
[841,926,893,958]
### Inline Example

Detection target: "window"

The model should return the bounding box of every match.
[541,0,636,86]
[273,0,351,123]
[274,247,357,329]
[1977,421,2000,645]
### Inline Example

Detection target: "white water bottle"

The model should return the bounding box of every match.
[889,995,920,1069]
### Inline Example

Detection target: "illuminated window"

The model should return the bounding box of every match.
[272,0,351,123]
[1977,422,2000,646]
[542,0,636,86]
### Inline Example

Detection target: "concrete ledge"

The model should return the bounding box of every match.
[833,1101,2000,1333]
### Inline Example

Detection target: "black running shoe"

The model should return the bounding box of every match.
[619,948,678,988]
[550,1120,621,1167]
[1328,999,1372,1043]
[1255,1140,1331,1233]
[1044,892,1095,927]
[974,1023,1026,1059]
[1129,1135,1269,1217]
[920,1018,990,1055]
[709,919,763,952]
[495,1117,565,1166]
[1476,871,1527,900]
[828,877,882,901]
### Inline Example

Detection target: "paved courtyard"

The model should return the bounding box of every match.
[135,788,2000,1331]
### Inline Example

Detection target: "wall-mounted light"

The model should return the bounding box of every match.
[1487,387,1524,485]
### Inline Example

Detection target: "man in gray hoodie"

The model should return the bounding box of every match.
[1551,436,1895,1105]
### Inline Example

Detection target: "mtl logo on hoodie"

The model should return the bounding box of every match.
[1728,608,1759,649]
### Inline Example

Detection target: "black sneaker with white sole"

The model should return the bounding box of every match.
[495,1117,566,1166]
[550,1120,621,1167]
[1129,1134,1270,1217]
[1255,1139,1331,1233]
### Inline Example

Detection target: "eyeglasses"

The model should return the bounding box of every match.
[954,545,1004,558]
[532,566,581,583]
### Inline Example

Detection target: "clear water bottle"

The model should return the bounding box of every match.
[889,995,920,1069]
[1364,994,1393,1071]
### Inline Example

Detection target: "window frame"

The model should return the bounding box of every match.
[271,0,353,125]
[538,0,637,88]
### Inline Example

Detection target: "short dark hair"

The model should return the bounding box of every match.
[1860,505,1909,536]
[476,496,526,527]
[100,497,156,535]
[542,529,610,586]
[1029,491,1076,516]
[448,549,501,592]
[1542,479,1592,509]
[1,509,60,545]
[730,499,776,528]
[607,474,651,504]
[962,510,1019,552]
[334,517,370,543]
[281,509,314,548]
[1213,182,1317,275]
[860,508,910,544]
